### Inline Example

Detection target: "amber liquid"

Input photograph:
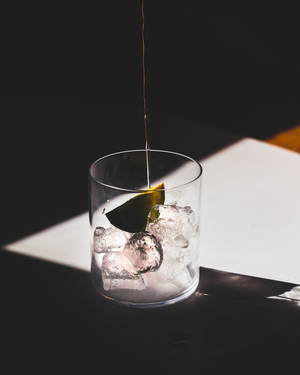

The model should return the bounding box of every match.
[142,0,151,189]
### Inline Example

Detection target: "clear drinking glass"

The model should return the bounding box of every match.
[88,149,203,307]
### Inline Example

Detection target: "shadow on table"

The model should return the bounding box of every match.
[2,249,300,373]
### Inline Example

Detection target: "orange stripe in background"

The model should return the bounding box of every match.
[265,125,300,153]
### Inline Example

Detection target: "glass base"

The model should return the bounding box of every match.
[92,277,199,308]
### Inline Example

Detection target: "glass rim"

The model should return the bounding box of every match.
[88,149,203,192]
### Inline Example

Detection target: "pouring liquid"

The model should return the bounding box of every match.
[142,0,151,189]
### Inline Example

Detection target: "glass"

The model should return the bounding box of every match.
[88,149,203,307]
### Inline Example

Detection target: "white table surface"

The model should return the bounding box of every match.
[4,138,300,284]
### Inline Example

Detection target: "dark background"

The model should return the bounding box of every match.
[2,1,300,133]
[2,3,300,372]
[2,1,300,241]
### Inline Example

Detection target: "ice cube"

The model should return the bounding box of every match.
[146,204,196,248]
[147,257,175,282]
[101,251,148,291]
[93,226,128,253]
[123,232,163,274]
[148,259,193,289]
[102,251,136,276]
[173,234,189,248]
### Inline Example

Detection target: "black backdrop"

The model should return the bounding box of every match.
[2,1,300,135]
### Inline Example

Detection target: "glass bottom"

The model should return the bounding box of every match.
[92,275,199,308]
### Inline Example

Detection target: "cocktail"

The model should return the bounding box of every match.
[88,149,202,307]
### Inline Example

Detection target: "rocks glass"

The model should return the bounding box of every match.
[88,149,202,307]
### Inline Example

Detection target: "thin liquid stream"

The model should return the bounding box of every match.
[142,0,151,189]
